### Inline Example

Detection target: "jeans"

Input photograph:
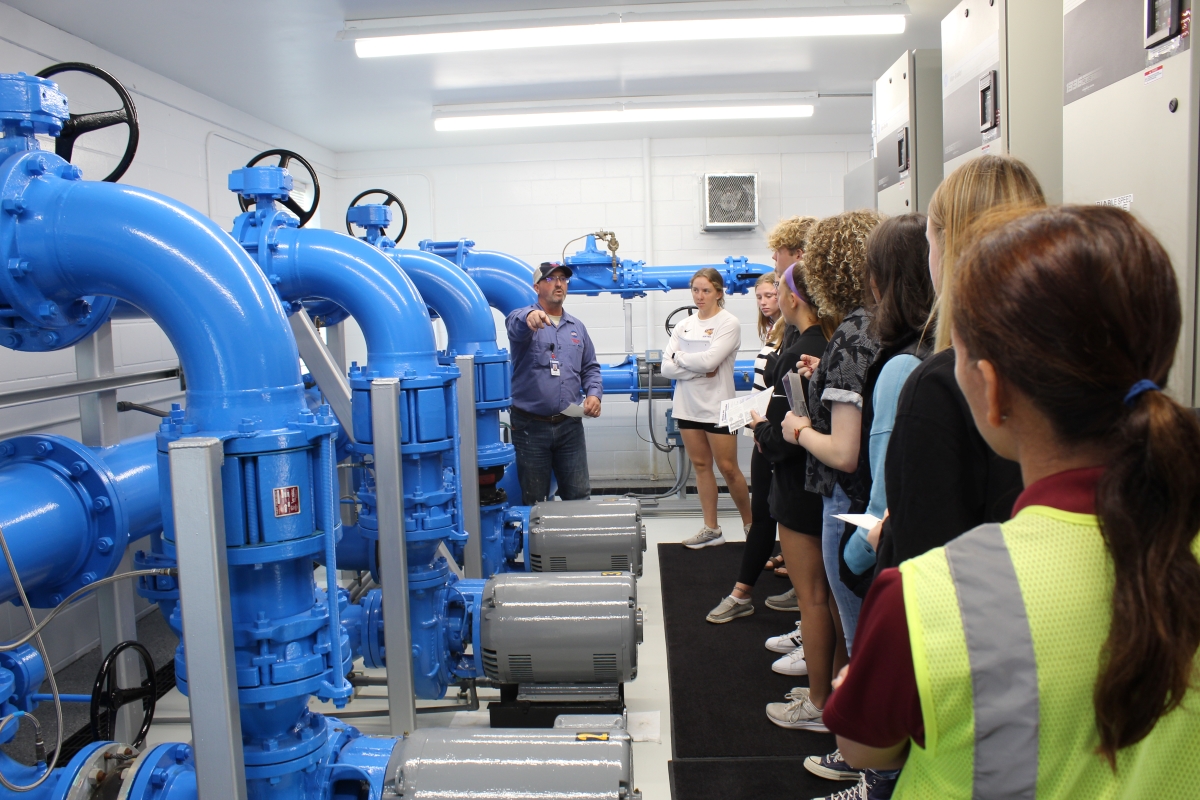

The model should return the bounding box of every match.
[510,413,591,506]
[822,484,862,654]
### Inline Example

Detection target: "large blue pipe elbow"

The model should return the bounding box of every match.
[12,178,305,433]
[268,228,440,377]
[419,240,537,315]
[390,249,499,357]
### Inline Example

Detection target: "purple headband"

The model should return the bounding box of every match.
[782,264,809,306]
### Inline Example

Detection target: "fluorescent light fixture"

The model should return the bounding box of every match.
[356,15,905,58]
[435,104,815,131]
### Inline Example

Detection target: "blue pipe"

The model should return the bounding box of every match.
[420,239,537,315]
[389,249,499,357]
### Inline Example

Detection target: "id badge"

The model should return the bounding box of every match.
[550,358,561,376]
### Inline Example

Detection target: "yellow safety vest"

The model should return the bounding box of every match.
[895,506,1200,799]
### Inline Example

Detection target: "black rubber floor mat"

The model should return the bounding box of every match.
[669,756,851,800]
[658,542,837,761]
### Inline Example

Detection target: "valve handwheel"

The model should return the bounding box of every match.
[664,305,699,337]
[90,641,157,749]
[345,188,408,243]
[237,149,322,228]
[34,62,140,184]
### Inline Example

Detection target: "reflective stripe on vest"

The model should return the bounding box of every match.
[944,523,1039,800]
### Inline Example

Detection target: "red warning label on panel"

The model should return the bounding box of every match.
[273,486,300,517]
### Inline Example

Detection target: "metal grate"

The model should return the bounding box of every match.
[549,556,568,572]
[593,654,619,681]
[610,555,630,571]
[482,647,500,680]
[704,173,759,230]
[529,553,543,571]
[507,654,535,682]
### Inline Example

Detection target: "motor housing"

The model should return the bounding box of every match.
[527,497,646,576]
[480,572,641,684]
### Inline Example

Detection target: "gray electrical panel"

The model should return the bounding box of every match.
[528,497,646,576]
[874,49,944,215]
[941,0,1064,200]
[1062,0,1198,401]
[383,727,640,800]
[844,158,878,211]
[480,572,641,684]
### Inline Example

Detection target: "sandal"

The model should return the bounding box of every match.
[764,554,785,572]
[774,565,789,578]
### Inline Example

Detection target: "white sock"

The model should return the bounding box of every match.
[729,595,751,605]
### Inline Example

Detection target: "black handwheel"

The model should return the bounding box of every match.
[237,149,321,228]
[345,188,408,243]
[90,641,156,748]
[664,305,699,337]
[35,62,139,183]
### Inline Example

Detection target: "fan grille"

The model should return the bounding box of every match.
[705,173,758,228]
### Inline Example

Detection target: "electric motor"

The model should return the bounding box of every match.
[527,497,646,576]
[480,572,641,684]
[382,727,640,800]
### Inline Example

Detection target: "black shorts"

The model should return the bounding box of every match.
[676,418,735,436]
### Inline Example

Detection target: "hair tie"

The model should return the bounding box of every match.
[1123,379,1161,407]
[782,265,809,306]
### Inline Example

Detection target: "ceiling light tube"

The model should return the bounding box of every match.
[356,15,905,58]
[435,104,815,131]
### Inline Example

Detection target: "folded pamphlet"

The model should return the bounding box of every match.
[833,513,882,530]
[718,388,772,433]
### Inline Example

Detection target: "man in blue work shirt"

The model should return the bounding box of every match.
[505,261,603,506]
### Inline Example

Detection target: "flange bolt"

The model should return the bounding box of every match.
[92,496,111,513]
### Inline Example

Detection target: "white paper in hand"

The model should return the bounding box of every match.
[561,403,586,418]
[786,373,810,419]
[833,513,882,530]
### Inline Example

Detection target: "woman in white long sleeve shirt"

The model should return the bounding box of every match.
[661,268,752,547]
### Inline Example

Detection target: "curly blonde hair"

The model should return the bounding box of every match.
[800,210,883,324]
[767,216,818,252]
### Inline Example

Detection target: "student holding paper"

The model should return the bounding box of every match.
[661,268,751,548]
[826,205,1200,799]
[767,210,882,732]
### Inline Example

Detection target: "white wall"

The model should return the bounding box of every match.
[0,3,332,667]
[336,135,871,482]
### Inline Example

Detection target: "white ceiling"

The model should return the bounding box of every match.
[5,0,960,153]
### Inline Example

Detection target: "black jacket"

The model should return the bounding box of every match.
[873,348,1023,575]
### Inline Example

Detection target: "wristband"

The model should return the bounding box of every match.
[792,423,810,443]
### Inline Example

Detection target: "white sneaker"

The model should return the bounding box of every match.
[765,687,828,731]
[683,525,725,549]
[772,644,809,676]
[766,621,804,653]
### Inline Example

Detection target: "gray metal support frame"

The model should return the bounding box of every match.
[168,437,247,800]
[325,322,348,372]
[290,311,356,441]
[76,323,140,744]
[370,379,418,735]
[454,356,482,579]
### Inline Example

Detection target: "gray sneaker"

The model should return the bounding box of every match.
[683,525,725,549]
[766,587,800,611]
[766,687,828,731]
[706,596,755,624]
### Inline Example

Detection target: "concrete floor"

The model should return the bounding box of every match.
[141,499,743,800]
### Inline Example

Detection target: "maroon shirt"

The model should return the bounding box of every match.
[822,466,1105,748]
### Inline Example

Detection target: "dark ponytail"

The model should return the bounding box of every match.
[951,205,1200,765]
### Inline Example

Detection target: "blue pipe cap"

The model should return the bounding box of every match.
[347,204,392,230]
[228,165,292,200]
[0,73,68,136]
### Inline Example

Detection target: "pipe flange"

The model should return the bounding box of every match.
[0,149,116,351]
[0,434,127,607]
[115,741,191,800]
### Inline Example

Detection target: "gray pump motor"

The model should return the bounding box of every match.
[480,572,641,683]
[382,726,640,799]
[528,497,646,575]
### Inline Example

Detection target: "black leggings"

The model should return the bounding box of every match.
[737,448,778,586]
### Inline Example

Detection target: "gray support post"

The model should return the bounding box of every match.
[370,379,418,735]
[290,311,356,441]
[325,321,348,372]
[76,322,140,744]
[455,356,482,579]
[168,438,247,800]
